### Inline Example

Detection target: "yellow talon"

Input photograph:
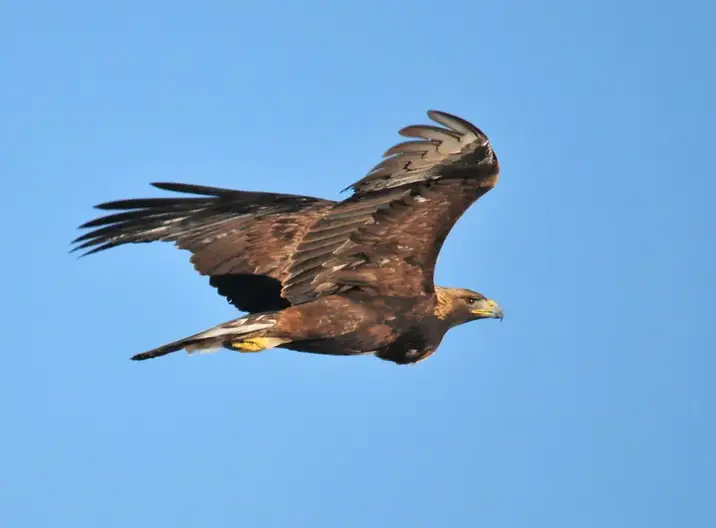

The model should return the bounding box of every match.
[229,337,288,353]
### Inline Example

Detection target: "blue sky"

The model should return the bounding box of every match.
[1,0,714,526]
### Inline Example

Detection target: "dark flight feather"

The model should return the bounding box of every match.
[73,183,334,311]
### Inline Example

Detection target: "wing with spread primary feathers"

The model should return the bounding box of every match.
[73,110,499,310]
[73,182,334,312]
[281,110,500,304]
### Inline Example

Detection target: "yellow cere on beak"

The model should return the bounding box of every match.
[472,299,504,320]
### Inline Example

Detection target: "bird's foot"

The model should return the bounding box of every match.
[228,337,289,353]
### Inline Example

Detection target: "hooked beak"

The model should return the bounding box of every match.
[472,299,504,320]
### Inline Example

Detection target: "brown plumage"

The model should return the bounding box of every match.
[73,110,504,365]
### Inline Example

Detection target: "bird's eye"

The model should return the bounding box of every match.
[466,297,478,305]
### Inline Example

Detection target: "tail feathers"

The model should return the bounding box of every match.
[130,338,217,361]
[130,315,276,361]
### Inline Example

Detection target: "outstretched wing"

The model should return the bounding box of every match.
[282,110,500,304]
[73,182,334,312]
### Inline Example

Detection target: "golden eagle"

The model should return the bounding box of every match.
[73,110,504,365]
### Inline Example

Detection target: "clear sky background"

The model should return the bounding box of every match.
[1,1,714,526]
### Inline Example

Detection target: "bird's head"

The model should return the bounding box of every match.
[434,286,504,327]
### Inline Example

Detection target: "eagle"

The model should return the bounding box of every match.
[73,110,504,365]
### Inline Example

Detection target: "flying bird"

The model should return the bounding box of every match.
[73,110,504,365]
